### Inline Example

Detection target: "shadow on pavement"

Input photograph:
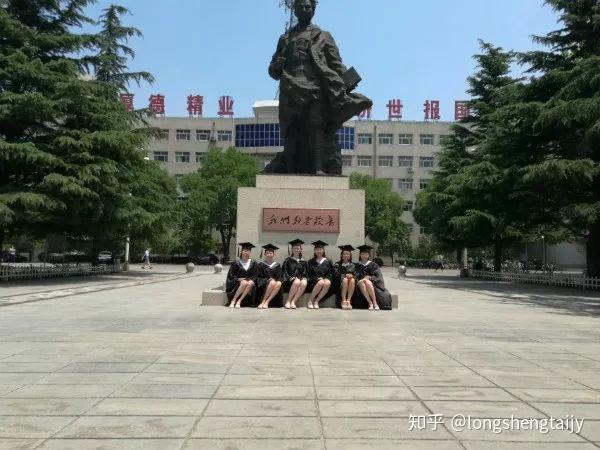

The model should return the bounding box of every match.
[404,272,600,318]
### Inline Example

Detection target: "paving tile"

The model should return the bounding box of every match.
[205,399,317,416]
[34,373,137,385]
[532,402,600,419]
[322,417,453,439]
[58,363,150,373]
[400,375,495,387]
[412,387,517,402]
[508,388,600,403]
[484,375,587,389]
[0,374,46,385]
[0,439,41,449]
[460,443,597,449]
[55,416,196,438]
[0,363,66,373]
[183,439,322,450]
[577,419,600,441]
[109,384,216,399]
[191,416,322,438]
[127,373,223,385]
[424,400,545,418]
[220,374,314,386]
[214,385,315,400]
[326,440,463,450]
[5,385,117,399]
[0,398,97,415]
[316,386,416,401]
[87,398,208,416]
[0,416,76,438]
[36,439,184,450]
[144,363,230,374]
[0,385,23,396]
[319,400,428,417]
[311,365,395,376]
[228,365,313,375]
[313,375,404,386]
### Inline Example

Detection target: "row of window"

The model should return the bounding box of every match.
[378,178,431,191]
[358,133,447,146]
[160,128,446,149]
[342,155,435,168]
[172,129,232,142]
[153,151,205,164]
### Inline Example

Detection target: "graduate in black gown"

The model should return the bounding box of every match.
[226,242,258,308]
[306,240,335,309]
[334,245,358,310]
[257,244,284,309]
[282,239,308,309]
[355,245,393,310]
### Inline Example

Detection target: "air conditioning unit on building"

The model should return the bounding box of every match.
[407,167,414,174]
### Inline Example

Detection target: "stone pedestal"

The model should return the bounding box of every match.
[236,174,365,254]
[199,174,404,309]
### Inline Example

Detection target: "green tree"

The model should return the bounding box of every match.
[515,0,600,276]
[89,4,154,92]
[349,173,410,261]
[180,148,258,261]
[414,42,532,271]
[0,0,153,255]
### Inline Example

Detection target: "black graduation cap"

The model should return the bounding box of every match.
[288,239,305,256]
[357,244,373,252]
[338,245,356,252]
[260,243,279,258]
[238,242,255,257]
[311,240,328,248]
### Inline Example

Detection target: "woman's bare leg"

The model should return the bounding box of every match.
[314,279,331,308]
[365,280,379,309]
[230,280,247,307]
[358,280,373,309]
[237,280,254,308]
[263,281,282,308]
[259,281,276,308]
[291,280,307,308]
[347,278,356,309]
[286,280,300,308]
[308,281,324,308]
[341,278,349,309]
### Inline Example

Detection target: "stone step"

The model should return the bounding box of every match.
[201,290,398,309]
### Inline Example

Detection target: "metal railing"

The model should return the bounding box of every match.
[471,270,600,291]
[0,262,121,282]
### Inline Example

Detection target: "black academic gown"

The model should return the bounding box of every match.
[306,257,335,301]
[282,257,307,292]
[333,261,357,308]
[355,261,393,310]
[225,259,258,307]
[256,261,284,307]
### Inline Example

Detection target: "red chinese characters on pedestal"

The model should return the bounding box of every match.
[386,99,403,120]
[119,93,134,112]
[357,107,372,120]
[187,95,204,117]
[424,100,440,121]
[262,208,340,233]
[455,101,471,121]
[149,94,165,116]
[218,96,234,117]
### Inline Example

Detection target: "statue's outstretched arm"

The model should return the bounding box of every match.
[269,35,287,80]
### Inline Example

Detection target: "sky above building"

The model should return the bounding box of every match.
[83,0,559,121]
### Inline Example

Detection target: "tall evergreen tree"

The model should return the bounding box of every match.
[0,0,150,252]
[516,0,600,275]
[415,42,529,271]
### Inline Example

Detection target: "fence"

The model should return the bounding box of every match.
[0,262,121,282]
[471,270,600,291]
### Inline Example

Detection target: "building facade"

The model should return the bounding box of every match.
[148,106,450,245]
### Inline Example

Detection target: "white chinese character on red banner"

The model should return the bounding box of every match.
[455,101,471,121]
[119,94,134,112]
[357,107,372,120]
[149,94,165,116]
[218,96,234,117]
[424,100,440,121]
[387,99,403,120]
[187,95,204,117]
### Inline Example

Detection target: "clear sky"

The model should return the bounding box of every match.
[82,0,559,120]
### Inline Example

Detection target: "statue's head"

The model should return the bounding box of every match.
[294,0,316,26]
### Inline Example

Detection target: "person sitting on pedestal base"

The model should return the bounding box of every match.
[282,239,308,309]
[257,244,284,309]
[334,245,357,310]
[355,245,393,311]
[226,242,258,308]
[306,240,334,309]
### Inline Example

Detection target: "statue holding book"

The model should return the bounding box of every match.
[264,0,373,175]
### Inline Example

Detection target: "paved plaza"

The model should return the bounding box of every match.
[1,266,600,449]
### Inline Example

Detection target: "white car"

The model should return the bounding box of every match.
[97,251,113,264]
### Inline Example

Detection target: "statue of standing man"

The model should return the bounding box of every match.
[264,0,373,175]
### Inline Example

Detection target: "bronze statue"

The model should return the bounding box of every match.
[264,0,373,175]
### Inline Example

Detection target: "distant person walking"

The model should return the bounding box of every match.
[142,249,152,269]
[8,245,16,263]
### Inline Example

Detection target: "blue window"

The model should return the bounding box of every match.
[337,126,355,150]
[235,123,284,148]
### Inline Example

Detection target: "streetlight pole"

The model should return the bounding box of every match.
[541,235,546,266]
